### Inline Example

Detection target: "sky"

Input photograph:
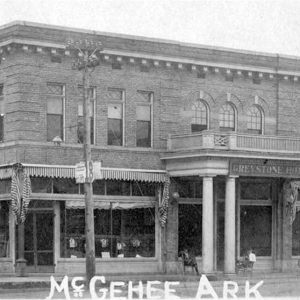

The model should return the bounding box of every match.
[1,0,300,56]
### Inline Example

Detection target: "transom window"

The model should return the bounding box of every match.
[191,100,208,132]
[107,89,124,146]
[46,83,65,141]
[247,105,263,134]
[219,103,235,131]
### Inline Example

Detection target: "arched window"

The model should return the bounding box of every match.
[219,103,236,131]
[191,100,208,132]
[247,105,263,134]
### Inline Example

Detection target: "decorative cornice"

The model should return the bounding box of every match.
[1,38,300,81]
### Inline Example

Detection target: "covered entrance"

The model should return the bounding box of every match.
[23,210,54,272]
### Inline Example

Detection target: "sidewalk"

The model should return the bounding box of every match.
[0,271,299,290]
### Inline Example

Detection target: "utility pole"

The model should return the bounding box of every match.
[67,39,102,283]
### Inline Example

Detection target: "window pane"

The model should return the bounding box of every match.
[53,178,78,194]
[95,207,155,258]
[293,208,300,255]
[240,206,272,256]
[137,106,150,121]
[78,99,94,117]
[173,177,202,198]
[107,89,123,101]
[108,104,122,119]
[178,204,202,256]
[191,124,207,133]
[132,182,156,196]
[93,180,105,195]
[78,117,94,144]
[219,103,235,130]
[0,115,4,142]
[108,119,122,146]
[106,180,130,196]
[47,84,63,95]
[0,99,4,115]
[47,114,63,141]
[137,91,151,103]
[191,100,207,127]
[240,181,272,200]
[0,201,9,257]
[47,97,63,114]
[137,120,151,147]
[0,179,11,194]
[247,106,262,133]
[61,207,86,258]
[31,177,52,193]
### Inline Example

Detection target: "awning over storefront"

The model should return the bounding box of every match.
[0,163,167,183]
[66,200,155,209]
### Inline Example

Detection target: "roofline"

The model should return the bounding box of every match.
[1,20,300,61]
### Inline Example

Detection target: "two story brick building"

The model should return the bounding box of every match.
[0,21,300,275]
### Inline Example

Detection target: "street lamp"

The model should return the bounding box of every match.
[66,38,103,283]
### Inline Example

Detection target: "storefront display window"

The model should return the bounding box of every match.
[292,208,300,256]
[178,204,202,256]
[240,206,272,256]
[0,201,9,257]
[60,203,155,258]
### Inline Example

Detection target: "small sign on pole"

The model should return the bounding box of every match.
[93,161,102,180]
[75,161,86,183]
[75,161,102,183]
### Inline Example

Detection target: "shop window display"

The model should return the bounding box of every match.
[0,201,9,257]
[60,203,155,258]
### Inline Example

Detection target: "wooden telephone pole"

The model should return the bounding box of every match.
[67,39,102,283]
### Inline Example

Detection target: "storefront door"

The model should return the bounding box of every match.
[24,211,54,272]
[216,202,225,270]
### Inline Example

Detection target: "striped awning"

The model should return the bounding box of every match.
[0,164,167,183]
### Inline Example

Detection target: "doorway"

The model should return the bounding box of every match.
[23,211,54,272]
[216,202,225,270]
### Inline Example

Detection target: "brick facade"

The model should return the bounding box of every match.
[1,21,300,274]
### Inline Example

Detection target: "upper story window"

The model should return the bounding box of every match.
[247,105,263,134]
[219,103,236,131]
[136,91,153,147]
[0,84,4,142]
[46,83,65,142]
[107,89,124,146]
[78,87,96,144]
[191,99,208,132]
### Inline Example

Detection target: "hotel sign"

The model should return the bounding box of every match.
[229,159,300,178]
